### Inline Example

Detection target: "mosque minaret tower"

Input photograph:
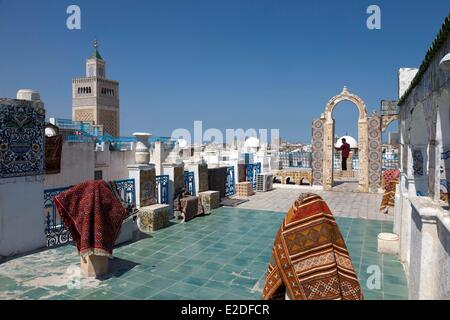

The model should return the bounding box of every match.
[72,39,120,137]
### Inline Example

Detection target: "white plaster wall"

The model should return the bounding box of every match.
[0,176,46,258]
[44,142,95,189]
[436,217,450,299]
[408,197,450,300]
[396,31,450,301]
[398,68,418,98]
[44,141,133,190]
[96,144,135,181]
[400,188,412,267]
[152,142,173,176]
[408,205,422,299]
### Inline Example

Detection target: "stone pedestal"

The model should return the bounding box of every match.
[236,182,254,197]
[199,191,220,213]
[378,233,400,255]
[80,255,109,278]
[137,204,170,232]
[128,164,156,208]
[180,196,201,222]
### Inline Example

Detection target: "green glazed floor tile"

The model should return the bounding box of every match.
[166,282,202,295]
[182,276,209,287]
[79,289,120,300]
[0,207,409,300]
[124,285,162,300]
[190,286,224,300]
[149,290,184,300]
[145,276,178,289]
[20,287,54,300]
[383,293,408,300]
[102,279,141,294]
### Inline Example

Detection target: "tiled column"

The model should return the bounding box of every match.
[323,118,334,191]
[128,164,156,208]
[0,97,47,256]
[358,119,369,193]
[312,118,325,187]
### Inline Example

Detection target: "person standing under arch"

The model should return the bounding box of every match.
[335,138,350,171]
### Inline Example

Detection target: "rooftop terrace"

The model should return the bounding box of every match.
[0,188,407,300]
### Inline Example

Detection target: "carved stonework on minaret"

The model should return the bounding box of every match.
[72,39,120,136]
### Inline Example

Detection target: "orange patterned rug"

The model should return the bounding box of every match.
[380,170,400,214]
[263,193,363,300]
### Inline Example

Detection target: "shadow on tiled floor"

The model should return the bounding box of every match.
[0,207,407,300]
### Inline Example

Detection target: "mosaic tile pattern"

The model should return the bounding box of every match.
[442,149,450,161]
[198,163,209,193]
[413,149,424,176]
[0,208,408,300]
[368,114,382,193]
[0,99,45,178]
[140,168,157,207]
[311,118,324,186]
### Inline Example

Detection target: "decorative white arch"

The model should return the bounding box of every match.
[322,87,369,192]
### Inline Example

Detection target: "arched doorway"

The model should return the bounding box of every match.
[322,87,369,192]
[333,101,360,185]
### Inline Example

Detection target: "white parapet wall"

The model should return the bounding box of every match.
[398,68,418,99]
[407,196,450,300]
[0,96,47,259]
[44,141,95,189]
[0,176,47,258]
[394,19,450,299]
[44,141,135,190]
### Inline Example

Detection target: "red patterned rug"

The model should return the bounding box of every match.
[263,193,363,300]
[54,180,128,258]
[45,135,63,174]
[380,169,400,213]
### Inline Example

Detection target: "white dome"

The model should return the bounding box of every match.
[244,137,260,149]
[17,89,40,101]
[335,136,358,149]
[177,138,188,148]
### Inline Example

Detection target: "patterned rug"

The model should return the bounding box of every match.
[263,193,363,300]
[45,135,63,174]
[380,170,400,214]
[54,180,128,258]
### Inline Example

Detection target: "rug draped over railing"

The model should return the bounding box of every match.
[44,178,136,247]
[54,180,128,258]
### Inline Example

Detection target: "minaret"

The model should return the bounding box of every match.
[72,39,120,137]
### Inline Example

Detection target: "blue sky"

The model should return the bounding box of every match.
[0,1,448,143]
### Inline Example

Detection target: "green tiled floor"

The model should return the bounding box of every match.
[0,207,408,300]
